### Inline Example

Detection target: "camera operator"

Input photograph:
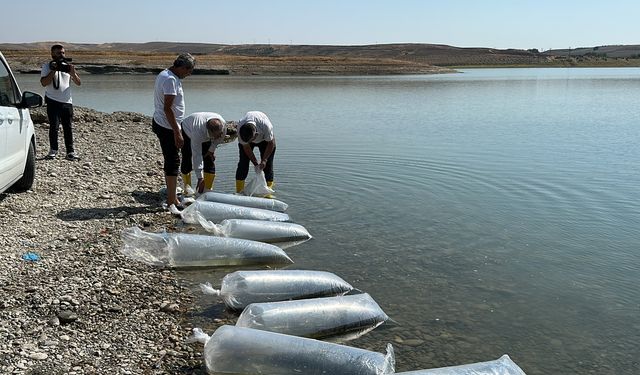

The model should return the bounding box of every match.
[40,44,82,161]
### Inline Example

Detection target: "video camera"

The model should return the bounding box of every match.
[49,57,73,73]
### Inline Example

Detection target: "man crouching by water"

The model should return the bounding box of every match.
[180,112,227,194]
[235,111,277,195]
[151,53,195,210]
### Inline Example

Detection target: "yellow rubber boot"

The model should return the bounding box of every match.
[235,180,245,194]
[182,173,194,195]
[204,173,216,191]
[265,181,275,199]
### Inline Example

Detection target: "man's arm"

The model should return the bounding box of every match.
[69,65,81,86]
[259,139,276,170]
[40,70,55,87]
[242,143,259,166]
[163,94,184,148]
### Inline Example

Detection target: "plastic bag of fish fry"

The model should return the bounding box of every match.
[236,293,388,341]
[200,269,353,310]
[394,354,526,375]
[198,191,288,212]
[196,218,312,246]
[189,325,395,375]
[181,200,290,224]
[120,226,292,267]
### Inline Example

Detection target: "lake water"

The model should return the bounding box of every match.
[16,69,640,374]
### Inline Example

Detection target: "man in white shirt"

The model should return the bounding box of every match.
[40,44,82,161]
[235,111,277,194]
[180,112,227,194]
[151,53,195,209]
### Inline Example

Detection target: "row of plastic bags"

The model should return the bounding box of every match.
[194,269,393,374]
[121,193,312,267]
[120,189,527,374]
[191,325,523,375]
[193,268,525,374]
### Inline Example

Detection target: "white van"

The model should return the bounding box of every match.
[0,51,43,194]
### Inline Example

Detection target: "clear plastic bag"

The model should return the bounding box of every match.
[244,168,275,197]
[120,226,293,268]
[221,219,311,244]
[190,325,395,375]
[196,218,312,246]
[395,354,526,375]
[181,200,290,224]
[198,191,288,212]
[236,293,388,341]
[200,269,353,310]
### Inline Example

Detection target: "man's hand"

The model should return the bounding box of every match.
[196,178,205,193]
[205,151,216,161]
[258,160,267,171]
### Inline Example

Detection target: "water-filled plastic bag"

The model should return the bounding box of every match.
[198,191,288,212]
[120,226,292,267]
[395,354,526,375]
[236,293,388,341]
[190,325,395,374]
[181,200,289,224]
[201,269,353,310]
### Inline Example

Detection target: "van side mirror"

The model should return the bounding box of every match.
[19,91,43,109]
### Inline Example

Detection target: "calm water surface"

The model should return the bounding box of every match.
[17,68,640,374]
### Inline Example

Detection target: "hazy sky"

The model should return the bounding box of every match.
[4,0,638,50]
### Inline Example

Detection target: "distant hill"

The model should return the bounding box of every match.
[544,44,640,58]
[0,41,548,65]
[2,42,639,75]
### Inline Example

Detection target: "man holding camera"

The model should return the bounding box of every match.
[40,44,81,161]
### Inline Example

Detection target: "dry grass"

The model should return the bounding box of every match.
[2,49,452,75]
[5,47,639,75]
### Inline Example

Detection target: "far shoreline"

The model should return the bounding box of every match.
[15,63,640,77]
[4,42,640,76]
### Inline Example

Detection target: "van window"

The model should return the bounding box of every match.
[0,60,19,106]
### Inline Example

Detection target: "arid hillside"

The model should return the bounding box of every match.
[2,42,640,75]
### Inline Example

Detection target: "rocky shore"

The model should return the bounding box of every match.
[0,107,211,374]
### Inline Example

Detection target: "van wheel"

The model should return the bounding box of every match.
[11,142,36,192]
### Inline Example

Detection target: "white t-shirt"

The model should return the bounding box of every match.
[40,63,72,103]
[237,111,274,145]
[181,112,227,178]
[153,69,185,130]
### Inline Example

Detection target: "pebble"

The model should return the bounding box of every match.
[0,107,200,373]
[160,302,180,314]
[29,352,48,360]
[58,310,78,324]
[403,339,425,347]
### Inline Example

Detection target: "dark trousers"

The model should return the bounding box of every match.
[46,96,74,153]
[180,129,215,175]
[152,120,180,176]
[235,141,275,182]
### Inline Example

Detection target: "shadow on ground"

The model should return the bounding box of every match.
[56,191,164,221]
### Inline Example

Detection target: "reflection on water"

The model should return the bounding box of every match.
[17,69,640,374]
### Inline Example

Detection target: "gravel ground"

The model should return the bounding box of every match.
[0,107,209,374]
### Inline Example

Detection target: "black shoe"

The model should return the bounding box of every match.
[45,149,58,160]
[66,152,80,161]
